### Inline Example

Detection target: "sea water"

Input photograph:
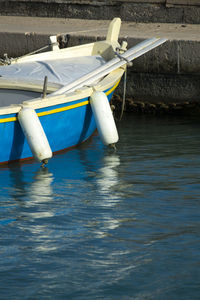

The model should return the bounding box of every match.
[0,114,200,299]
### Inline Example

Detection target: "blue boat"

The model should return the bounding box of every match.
[0,18,167,165]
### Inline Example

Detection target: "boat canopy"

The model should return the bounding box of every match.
[0,55,106,87]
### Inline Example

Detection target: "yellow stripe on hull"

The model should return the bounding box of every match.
[0,79,120,124]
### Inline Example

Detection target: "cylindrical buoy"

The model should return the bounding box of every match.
[90,91,119,145]
[18,107,52,163]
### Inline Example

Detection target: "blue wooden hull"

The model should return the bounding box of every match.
[0,86,116,164]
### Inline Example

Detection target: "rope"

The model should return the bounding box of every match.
[109,143,117,151]
[13,44,50,62]
[0,44,51,65]
[114,50,133,67]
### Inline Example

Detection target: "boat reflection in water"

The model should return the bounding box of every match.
[92,152,121,238]
[97,153,120,204]
[26,167,54,208]
[7,164,54,205]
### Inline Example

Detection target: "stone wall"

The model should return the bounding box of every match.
[0,0,200,23]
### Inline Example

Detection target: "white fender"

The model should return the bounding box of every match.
[90,91,119,145]
[18,107,52,163]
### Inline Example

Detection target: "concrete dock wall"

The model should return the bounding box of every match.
[0,0,200,24]
[0,0,200,114]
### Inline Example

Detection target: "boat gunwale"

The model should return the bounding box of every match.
[0,67,124,118]
[14,42,95,64]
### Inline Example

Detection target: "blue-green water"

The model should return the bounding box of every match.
[0,114,200,300]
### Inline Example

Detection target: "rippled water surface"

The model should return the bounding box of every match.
[0,114,200,299]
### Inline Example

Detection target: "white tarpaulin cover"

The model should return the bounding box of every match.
[0,55,106,86]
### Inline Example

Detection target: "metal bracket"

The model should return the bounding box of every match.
[114,50,133,67]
